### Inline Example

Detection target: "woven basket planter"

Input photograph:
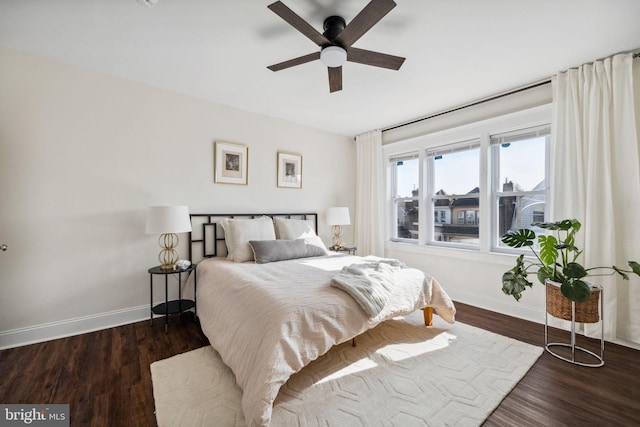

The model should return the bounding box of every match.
[545,280,601,323]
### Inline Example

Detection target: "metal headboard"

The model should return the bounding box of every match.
[188,213,318,264]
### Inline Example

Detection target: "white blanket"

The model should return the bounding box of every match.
[331,259,406,317]
[188,254,455,427]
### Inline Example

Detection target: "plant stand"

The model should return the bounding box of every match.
[544,280,604,367]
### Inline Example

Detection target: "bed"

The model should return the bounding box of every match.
[185,213,456,427]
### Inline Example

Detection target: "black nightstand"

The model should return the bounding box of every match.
[149,264,196,332]
[331,245,357,255]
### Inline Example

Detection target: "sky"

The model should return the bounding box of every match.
[396,136,546,197]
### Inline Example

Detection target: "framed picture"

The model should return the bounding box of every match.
[277,151,302,188]
[214,141,248,185]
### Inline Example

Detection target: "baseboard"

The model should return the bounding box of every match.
[452,290,640,351]
[612,337,640,351]
[0,305,149,350]
[449,289,545,325]
[4,294,637,352]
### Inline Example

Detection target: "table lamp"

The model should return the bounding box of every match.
[145,206,192,270]
[326,207,350,250]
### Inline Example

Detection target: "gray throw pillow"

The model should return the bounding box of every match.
[249,239,327,264]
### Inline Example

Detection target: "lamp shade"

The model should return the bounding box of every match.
[326,207,351,226]
[145,206,192,234]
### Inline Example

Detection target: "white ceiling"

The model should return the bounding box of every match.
[1,0,639,137]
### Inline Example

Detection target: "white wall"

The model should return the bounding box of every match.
[383,83,552,145]
[386,244,546,322]
[0,48,355,348]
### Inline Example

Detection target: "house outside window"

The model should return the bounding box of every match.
[385,106,550,255]
[492,124,550,250]
[428,142,480,247]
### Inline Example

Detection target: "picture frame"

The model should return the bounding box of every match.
[214,141,248,185]
[277,151,302,189]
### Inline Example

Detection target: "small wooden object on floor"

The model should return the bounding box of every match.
[352,307,434,346]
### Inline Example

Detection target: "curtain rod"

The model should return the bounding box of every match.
[382,79,551,133]
[381,49,639,134]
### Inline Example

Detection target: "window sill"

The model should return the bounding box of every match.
[386,240,521,266]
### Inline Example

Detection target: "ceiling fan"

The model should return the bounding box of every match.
[267,0,406,93]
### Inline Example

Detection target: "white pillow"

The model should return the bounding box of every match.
[220,216,276,262]
[274,217,329,255]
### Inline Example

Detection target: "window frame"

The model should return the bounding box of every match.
[388,152,421,242]
[425,139,481,250]
[384,104,552,255]
[490,125,551,253]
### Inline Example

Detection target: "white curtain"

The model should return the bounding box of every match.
[355,130,385,257]
[551,53,640,343]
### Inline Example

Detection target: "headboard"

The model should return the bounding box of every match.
[188,213,318,264]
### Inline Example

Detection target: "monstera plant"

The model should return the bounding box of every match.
[501,219,640,303]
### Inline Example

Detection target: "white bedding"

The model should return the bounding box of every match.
[191,254,456,426]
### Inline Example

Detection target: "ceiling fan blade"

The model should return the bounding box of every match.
[335,0,396,47]
[347,47,405,70]
[268,52,321,71]
[328,66,342,93]
[268,1,330,46]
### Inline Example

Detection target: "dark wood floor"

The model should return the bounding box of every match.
[1,303,638,426]
[455,303,640,427]
[0,314,209,427]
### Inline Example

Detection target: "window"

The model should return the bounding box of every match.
[385,106,550,254]
[428,142,480,247]
[492,125,550,249]
[389,154,420,241]
[466,210,477,224]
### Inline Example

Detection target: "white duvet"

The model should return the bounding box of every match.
[191,254,456,426]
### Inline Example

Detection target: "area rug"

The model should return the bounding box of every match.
[151,311,542,426]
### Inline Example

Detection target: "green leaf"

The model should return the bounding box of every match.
[501,271,519,300]
[629,261,640,276]
[514,253,526,271]
[536,265,556,285]
[560,279,591,303]
[563,234,576,250]
[559,219,576,231]
[502,270,532,302]
[563,262,587,279]
[502,255,533,301]
[501,229,536,248]
[613,266,629,280]
[537,219,581,232]
[569,219,582,233]
[536,220,562,230]
[538,234,558,266]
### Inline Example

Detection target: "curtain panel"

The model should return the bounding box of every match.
[355,130,385,257]
[551,53,640,343]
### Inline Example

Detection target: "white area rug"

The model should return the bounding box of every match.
[151,311,542,426]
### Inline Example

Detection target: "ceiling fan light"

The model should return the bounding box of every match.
[137,0,158,7]
[320,46,347,68]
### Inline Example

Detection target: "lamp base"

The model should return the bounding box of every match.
[158,233,180,271]
[331,225,343,249]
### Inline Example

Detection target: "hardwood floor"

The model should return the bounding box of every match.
[1,303,638,426]
[455,303,640,427]
[0,313,208,427]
